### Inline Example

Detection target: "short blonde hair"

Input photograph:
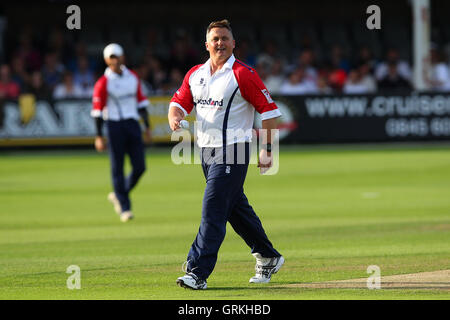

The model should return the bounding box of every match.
[206,19,233,39]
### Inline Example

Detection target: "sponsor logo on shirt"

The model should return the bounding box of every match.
[194,78,206,87]
[196,98,224,108]
[261,89,274,104]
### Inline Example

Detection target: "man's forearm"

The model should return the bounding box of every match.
[95,117,104,137]
[168,106,186,130]
[138,107,150,129]
[261,118,277,145]
[168,106,185,122]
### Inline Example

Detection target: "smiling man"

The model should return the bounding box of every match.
[168,20,284,290]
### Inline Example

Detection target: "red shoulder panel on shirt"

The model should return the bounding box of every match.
[232,59,278,114]
[92,75,108,111]
[186,64,203,78]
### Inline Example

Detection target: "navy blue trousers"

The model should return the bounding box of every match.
[106,119,146,212]
[186,143,281,280]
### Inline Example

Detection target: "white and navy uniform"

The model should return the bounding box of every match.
[171,54,281,149]
[91,65,149,212]
[170,55,282,280]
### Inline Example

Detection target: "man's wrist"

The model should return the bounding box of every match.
[94,117,104,137]
[261,143,272,153]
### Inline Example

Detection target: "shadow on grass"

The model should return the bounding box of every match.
[203,285,301,291]
[205,281,450,291]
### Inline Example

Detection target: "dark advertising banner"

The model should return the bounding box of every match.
[1,92,450,146]
[273,92,450,143]
[0,97,193,147]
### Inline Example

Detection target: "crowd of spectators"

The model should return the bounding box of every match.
[0,28,97,101]
[254,44,415,96]
[2,26,450,103]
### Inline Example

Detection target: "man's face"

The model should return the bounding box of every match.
[0,65,10,81]
[205,27,235,61]
[388,64,398,78]
[105,55,124,71]
[387,50,399,63]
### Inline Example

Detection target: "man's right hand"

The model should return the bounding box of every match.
[94,136,107,152]
[169,118,181,131]
[168,106,185,131]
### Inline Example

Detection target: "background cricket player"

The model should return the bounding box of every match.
[168,20,284,290]
[91,43,151,222]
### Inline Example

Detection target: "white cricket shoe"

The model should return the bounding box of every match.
[176,273,207,290]
[107,192,122,214]
[120,211,134,222]
[249,253,284,283]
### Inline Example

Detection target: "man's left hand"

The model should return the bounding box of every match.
[143,128,152,144]
[258,149,272,174]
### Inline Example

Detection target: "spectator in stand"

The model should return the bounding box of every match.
[358,62,377,93]
[291,34,320,61]
[294,48,318,84]
[0,64,20,100]
[140,27,166,59]
[375,48,412,82]
[135,63,154,96]
[298,34,315,51]
[256,39,286,71]
[14,28,42,72]
[73,56,95,96]
[47,27,73,66]
[329,44,351,74]
[145,55,167,94]
[426,47,450,92]
[41,52,65,90]
[255,61,270,83]
[144,27,159,49]
[279,67,318,95]
[316,74,333,94]
[10,56,30,91]
[53,71,84,99]
[161,67,183,95]
[167,30,199,74]
[320,45,350,93]
[25,71,52,101]
[322,61,347,93]
[234,38,256,67]
[377,62,412,92]
[67,41,98,74]
[264,59,285,94]
[343,68,373,94]
[356,46,377,73]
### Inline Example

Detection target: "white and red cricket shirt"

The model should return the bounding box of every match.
[170,54,281,148]
[91,65,149,121]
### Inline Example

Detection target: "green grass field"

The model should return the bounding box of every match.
[0,144,449,300]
